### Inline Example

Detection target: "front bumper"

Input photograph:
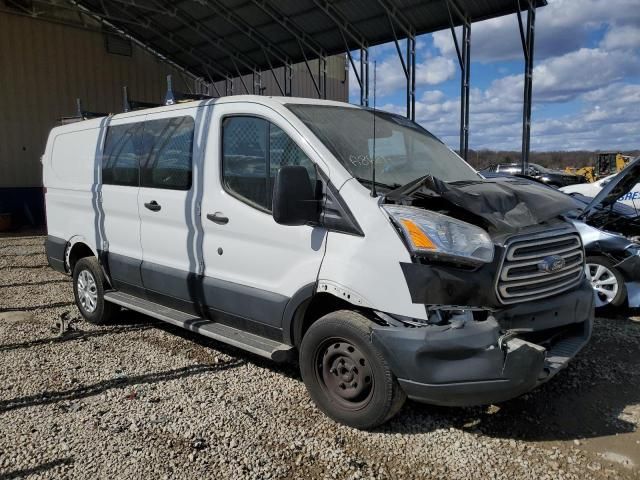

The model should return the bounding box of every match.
[372,279,594,407]
[616,255,640,308]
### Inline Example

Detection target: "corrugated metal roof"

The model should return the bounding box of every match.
[73,0,546,82]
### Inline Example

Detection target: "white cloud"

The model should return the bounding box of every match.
[529,85,640,150]
[433,0,640,63]
[415,56,455,86]
[600,25,640,50]
[412,79,640,151]
[421,90,446,103]
[485,48,640,103]
[363,55,456,97]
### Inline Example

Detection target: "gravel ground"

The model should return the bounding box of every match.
[0,235,638,480]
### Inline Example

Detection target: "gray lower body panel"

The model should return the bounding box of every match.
[104,254,294,339]
[104,291,294,362]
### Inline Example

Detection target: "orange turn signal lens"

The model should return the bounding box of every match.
[400,219,436,250]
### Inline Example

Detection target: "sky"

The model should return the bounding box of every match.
[347,0,640,152]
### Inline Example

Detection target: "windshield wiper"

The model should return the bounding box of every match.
[385,174,435,199]
[353,177,401,191]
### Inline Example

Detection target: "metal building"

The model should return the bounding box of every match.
[0,4,347,227]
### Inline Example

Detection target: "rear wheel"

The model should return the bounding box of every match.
[299,310,406,429]
[72,257,118,324]
[585,256,627,308]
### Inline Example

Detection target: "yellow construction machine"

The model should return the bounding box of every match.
[595,152,632,177]
[564,165,596,183]
[565,152,632,182]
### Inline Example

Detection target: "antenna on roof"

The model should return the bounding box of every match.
[370,60,377,198]
[164,74,214,105]
[123,86,131,112]
[123,85,162,112]
[165,75,176,105]
[58,98,107,125]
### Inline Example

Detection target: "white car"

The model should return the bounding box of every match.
[43,96,594,428]
[561,173,640,210]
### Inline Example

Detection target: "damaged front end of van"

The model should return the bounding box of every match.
[287,103,594,412]
[368,175,594,405]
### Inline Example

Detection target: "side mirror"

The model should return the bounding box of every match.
[272,165,319,226]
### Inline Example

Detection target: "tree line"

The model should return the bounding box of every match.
[462,150,640,171]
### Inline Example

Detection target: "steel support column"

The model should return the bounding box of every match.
[319,56,327,99]
[409,34,416,121]
[377,0,415,117]
[360,48,369,107]
[446,0,471,160]
[285,63,293,97]
[386,13,415,120]
[460,22,471,159]
[517,0,536,174]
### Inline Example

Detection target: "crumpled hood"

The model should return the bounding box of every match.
[386,175,577,233]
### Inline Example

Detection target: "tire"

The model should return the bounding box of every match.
[72,256,118,324]
[585,256,627,308]
[299,310,406,429]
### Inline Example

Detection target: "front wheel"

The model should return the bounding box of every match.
[585,256,627,308]
[299,310,406,429]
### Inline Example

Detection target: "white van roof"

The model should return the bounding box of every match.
[52,96,360,134]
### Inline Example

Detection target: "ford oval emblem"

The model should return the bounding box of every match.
[538,255,565,273]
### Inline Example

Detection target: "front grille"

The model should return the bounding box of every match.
[496,230,584,304]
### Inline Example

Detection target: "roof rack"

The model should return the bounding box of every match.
[58,98,108,125]
[164,75,215,105]
[123,86,163,112]
[58,74,215,126]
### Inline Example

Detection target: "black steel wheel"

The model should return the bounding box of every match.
[315,338,375,411]
[299,310,406,429]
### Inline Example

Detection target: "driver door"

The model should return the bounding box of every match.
[200,103,329,335]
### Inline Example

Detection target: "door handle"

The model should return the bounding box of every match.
[144,200,161,212]
[207,212,229,225]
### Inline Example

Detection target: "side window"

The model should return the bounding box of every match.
[222,117,268,209]
[268,124,316,203]
[141,116,195,190]
[222,117,315,211]
[102,123,142,186]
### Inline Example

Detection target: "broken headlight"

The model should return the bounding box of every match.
[383,205,494,266]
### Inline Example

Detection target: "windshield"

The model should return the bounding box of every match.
[287,104,481,188]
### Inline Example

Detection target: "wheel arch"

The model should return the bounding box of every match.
[65,236,99,273]
[284,288,375,348]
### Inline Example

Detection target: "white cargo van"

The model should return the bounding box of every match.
[44,96,594,428]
